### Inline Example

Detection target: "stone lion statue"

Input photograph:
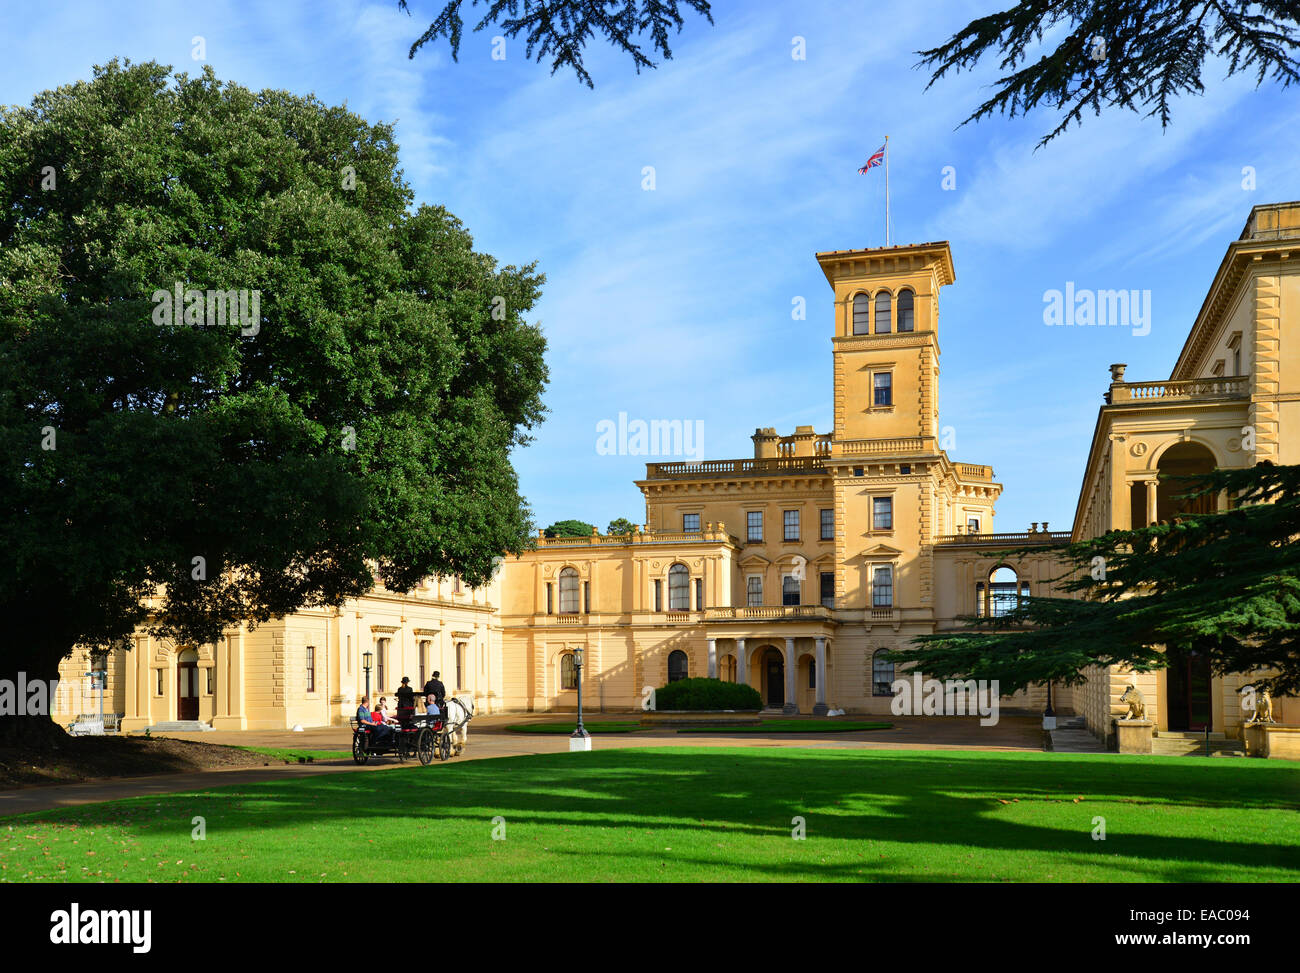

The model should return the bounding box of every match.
[1119,684,1146,721]
[1242,687,1274,724]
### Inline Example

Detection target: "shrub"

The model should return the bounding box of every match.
[654,678,762,711]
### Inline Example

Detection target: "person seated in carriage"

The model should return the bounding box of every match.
[356,695,394,746]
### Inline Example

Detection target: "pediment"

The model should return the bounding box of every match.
[860,543,904,557]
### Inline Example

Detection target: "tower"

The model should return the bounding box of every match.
[816,241,955,449]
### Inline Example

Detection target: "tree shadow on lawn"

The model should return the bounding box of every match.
[29,749,1300,882]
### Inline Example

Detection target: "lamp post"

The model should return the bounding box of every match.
[362,651,374,702]
[570,647,591,751]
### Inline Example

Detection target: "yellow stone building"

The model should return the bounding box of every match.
[52,203,1299,743]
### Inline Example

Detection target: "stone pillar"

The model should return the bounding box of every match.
[813,636,828,716]
[736,639,748,688]
[707,638,718,679]
[783,637,798,714]
[1145,479,1158,527]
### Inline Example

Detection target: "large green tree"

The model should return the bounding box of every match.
[0,60,548,743]
[899,463,1300,700]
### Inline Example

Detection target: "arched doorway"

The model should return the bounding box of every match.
[762,648,784,708]
[1156,442,1216,521]
[177,648,199,721]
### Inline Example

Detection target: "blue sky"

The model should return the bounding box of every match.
[5,0,1298,534]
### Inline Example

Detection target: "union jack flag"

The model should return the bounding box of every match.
[858,143,885,173]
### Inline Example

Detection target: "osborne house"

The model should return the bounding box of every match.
[54,202,1300,746]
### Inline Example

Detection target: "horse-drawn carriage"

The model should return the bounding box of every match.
[350,713,450,765]
[350,697,474,766]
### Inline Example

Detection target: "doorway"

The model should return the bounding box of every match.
[177,648,199,721]
[763,649,784,708]
[1166,647,1212,731]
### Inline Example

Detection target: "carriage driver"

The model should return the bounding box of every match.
[423,671,447,724]
[394,677,418,727]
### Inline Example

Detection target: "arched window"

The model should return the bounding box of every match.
[897,288,914,332]
[989,566,1019,617]
[668,563,690,611]
[874,291,892,334]
[560,652,577,690]
[559,567,580,613]
[852,293,871,334]
[872,650,894,696]
[668,649,689,682]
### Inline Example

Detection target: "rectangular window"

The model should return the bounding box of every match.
[583,581,590,614]
[683,513,700,533]
[456,644,464,688]
[820,572,835,608]
[546,582,554,614]
[206,666,215,694]
[747,576,763,607]
[820,508,834,540]
[653,579,663,612]
[747,511,763,542]
[157,668,164,696]
[694,577,704,611]
[872,566,893,608]
[967,517,980,534]
[873,496,893,531]
[306,645,315,693]
[377,641,385,691]
[782,574,800,606]
[873,372,892,406]
[783,509,800,541]
[419,641,427,688]
[1233,346,1242,376]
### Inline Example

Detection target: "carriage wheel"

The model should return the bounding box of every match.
[417,728,435,766]
[352,732,369,765]
[439,731,452,761]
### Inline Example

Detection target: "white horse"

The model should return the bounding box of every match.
[443,695,475,755]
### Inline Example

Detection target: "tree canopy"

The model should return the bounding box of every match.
[544,519,597,537]
[399,0,713,87]
[0,60,548,737]
[899,463,1300,698]
[606,517,638,535]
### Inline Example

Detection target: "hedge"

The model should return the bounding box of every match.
[654,677,762,711]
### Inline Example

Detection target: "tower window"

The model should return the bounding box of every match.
[873,496,893,531]
[874,372,892,406]
[682,513,700,533]
[897,288,915,332]
[852,293,871,335]
[874,291,892,334]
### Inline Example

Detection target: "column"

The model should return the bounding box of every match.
[813,636,828,716]
[707,638,718,679]
[783,637,798,714]
[736,639,747,688]
[1145,479,1158,527]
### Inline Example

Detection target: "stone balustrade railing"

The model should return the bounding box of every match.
[934,530,1072,547]
[645,456,827,478]
[1110,376,1249,402]
[704,605,832,622]
[834,437,925,456]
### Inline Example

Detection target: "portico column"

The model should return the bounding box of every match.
[783,637,798,714]
[707,638,718,679]
[813,636,828,716]
[1145,479,1158,527]
[736,639,747,688]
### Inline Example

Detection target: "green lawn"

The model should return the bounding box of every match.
[504,721,642,734]
[678,720,893,733]
[2,748,1298,883]
[231,746,351,762]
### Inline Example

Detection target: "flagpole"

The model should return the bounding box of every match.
[884,134,891,247]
